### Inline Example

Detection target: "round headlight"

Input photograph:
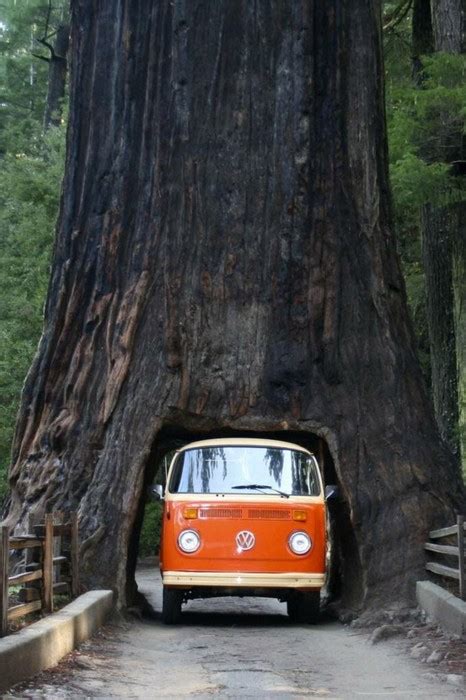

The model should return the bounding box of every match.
[288,531,312,555]
[178,529,201,553]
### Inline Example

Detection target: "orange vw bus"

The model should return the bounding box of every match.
[152,437,335,624]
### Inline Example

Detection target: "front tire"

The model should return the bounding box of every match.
[162,587,182,624]
[287,591,320,624]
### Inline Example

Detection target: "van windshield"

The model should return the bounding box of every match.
[169,446,321,496]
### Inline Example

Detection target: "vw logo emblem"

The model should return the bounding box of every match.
[236,530,255,551]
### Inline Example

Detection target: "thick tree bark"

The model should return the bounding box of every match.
[430,0,462,51]
[421,204,461,464]
[43,23,69,130]
[5,1,465,611]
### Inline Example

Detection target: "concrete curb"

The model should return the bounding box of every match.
[0,590,113,692]
[416,580,466,638]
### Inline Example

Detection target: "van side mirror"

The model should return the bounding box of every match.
[148,484,164,501]
[325,484,339,501]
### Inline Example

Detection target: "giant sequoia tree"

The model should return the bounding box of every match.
[5,1,465,610]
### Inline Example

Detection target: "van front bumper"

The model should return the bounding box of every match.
[162,571,325,589]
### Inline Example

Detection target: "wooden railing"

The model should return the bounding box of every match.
[424,515,465,601]
[0,512,79,637]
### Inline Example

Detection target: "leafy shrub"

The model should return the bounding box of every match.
[139,501,163,557]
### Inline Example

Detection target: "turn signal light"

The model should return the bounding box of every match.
[183,507,198,519]
[293,510,307,522]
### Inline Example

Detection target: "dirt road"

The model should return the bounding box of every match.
[7,566,464,698]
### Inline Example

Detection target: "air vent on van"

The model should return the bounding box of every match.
[199,508,243,519]
[248,509,291,520]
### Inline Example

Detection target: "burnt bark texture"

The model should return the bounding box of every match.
[421,204,461,464]
[43,23,70,130]
[5,1,465,610]
[430,0,462,51]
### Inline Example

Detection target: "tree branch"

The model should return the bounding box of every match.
[36,36,56,59]
[383,1,413,32]
[31,52,50,63]
[35,1,62,60]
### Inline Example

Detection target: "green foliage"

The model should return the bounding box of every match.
[385,21,466,384]
[0,1,68,501]
[384,6,466,469]
[0,0,67,502]
[0,123,66,499]
[0,0,67,150]
[139,502,163,557]
[387,53,466,219]
[391,156,459,222]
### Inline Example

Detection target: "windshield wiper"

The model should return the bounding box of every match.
[231,484,290,498]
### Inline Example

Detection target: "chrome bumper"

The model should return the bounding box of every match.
[162,571,325,588]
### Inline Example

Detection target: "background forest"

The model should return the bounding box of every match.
[0,0,465,538]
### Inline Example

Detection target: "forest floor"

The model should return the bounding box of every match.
[3,565,465,699]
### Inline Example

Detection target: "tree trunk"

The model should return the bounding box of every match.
[43,23,69,130]
[421,204,461,464]
[452,202,466,470]
[424,0,464,467]
[5,0,465,612]
[430,0,462,51]
[412,0,434,81]
[413,0,435,54]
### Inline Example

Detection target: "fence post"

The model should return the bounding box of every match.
[458,515,465,602]
[0,524,9,637]
[70,512,79,598]
[43,513,54,613]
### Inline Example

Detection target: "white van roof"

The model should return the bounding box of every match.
[177,437,312,454]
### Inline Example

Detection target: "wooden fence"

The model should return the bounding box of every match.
[0,512,79,637]
[424,514,465,601]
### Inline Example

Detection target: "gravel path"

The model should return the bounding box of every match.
[5,566,465,699]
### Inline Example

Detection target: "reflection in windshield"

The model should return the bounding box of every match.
[169,446,320,496]
[265,448,284,484]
